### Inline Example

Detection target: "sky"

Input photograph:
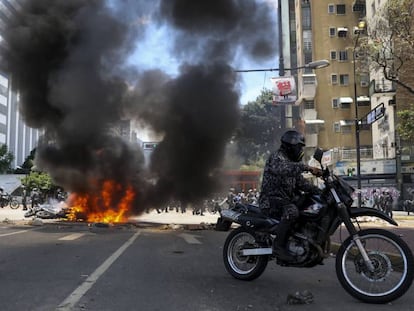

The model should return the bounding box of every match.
[126,1,279,105]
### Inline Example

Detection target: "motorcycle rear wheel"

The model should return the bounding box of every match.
[223,227,269,281]
[336,228,414,303]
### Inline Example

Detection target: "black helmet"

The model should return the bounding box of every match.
[280,130,305,162]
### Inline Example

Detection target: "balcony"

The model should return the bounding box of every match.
[300,74,317,99]
[369,79,396,95]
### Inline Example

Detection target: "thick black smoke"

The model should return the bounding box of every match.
[157,0,277,62]
[2,0,277,215]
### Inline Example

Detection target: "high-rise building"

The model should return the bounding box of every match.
[0,0,41,168]
[275,0,302,143]
[298,1,371,158]
[291,0,414,198]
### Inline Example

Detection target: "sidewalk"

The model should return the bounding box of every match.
[0,206,27,222]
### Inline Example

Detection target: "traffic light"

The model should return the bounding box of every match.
[347,168,353,177]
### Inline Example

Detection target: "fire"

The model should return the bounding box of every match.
[67,180,135,223]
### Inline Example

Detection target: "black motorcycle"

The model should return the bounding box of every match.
[217,148,414,304]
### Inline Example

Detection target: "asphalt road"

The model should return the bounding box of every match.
[0,222,414,311]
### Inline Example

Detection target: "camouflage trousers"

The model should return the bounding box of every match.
[264,197,299,222]
[280,203,299,222]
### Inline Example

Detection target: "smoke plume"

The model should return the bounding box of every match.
[2,0,277,214]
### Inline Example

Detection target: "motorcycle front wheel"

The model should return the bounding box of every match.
[336,228,414,304]
[223,227,269,281]
[9,199,19,209]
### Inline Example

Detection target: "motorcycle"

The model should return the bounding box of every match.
[24,201,70,219]
[0,193,19,209]
[217,148,414,304]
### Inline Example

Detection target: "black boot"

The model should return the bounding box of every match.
[273,221,295,262]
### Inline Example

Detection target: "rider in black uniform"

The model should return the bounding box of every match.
[259,130,322,261]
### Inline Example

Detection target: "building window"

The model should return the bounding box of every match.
[303,39,312,51]
[334,122,341,133]
[337,28,348,38]
[342,125,352,134]
[360,73,369,87]
[336,4,346,15]
[338,50,348,61]
[304,53,313,74]
[331,74,338,85]
[0,85,7,97]
[329,27,336,37]
[303,75,316,85]
[330,50,337,60]
[302,6,311,29]
[304,100,315,109]
[332,98,339,108]
[328,4,335,14]
[339,74,349,86]
[0,95,7,107]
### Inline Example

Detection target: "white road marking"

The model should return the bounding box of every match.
[59,233,85,241]
[178,233,202,244]
[0,230,30,237]
[56,231,141,311]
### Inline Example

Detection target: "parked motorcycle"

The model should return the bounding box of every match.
[0,193,19,209]
[217,148,414,304]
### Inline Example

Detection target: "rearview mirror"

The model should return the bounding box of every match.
[313,148,324,163]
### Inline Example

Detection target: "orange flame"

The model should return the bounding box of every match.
[67,180,135,223]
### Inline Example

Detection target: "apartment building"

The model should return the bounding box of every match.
[297,1,371,158]
[290,0,414,198]
[0,0,41,168]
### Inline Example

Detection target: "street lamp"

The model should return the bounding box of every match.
[234,59,330,73]
[353,20,366,208]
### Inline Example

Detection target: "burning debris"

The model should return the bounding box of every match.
[67,180,135,223]
[1,0,277,223]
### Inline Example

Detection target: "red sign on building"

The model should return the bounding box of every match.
[270,76,297,103]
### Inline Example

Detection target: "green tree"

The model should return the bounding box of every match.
[397,109,414,141]
[362,0,414,142]
[363,0,414,93]
[14,148,36,174]
[20,171,53,193]
[21,148,36,170]
[234,89,281,165]
[0,144,14,174]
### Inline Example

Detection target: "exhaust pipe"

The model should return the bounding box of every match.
[241,248,273,256]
